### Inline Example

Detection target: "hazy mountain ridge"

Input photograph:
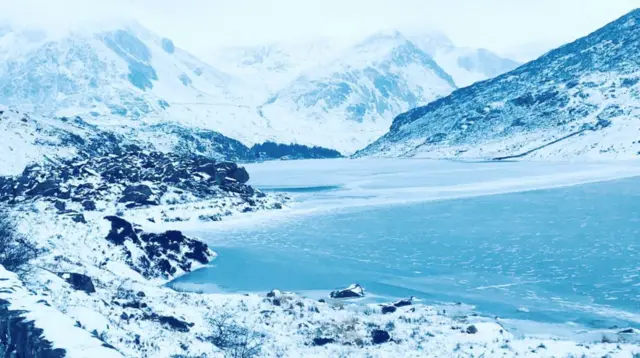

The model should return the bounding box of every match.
[0,21,520,156]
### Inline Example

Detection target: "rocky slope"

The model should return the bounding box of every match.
[0,108,341,177]
[359,9,640,160]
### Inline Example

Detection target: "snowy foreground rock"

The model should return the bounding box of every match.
[0,152,638,357]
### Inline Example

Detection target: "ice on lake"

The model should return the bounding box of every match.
[172,158,640,332]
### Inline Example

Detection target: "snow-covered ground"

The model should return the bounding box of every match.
[4,157,640,357]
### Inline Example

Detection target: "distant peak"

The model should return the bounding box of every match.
[360,29,407,43]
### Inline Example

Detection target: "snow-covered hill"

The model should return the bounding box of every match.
[257,31,457,153]
[358,9,640,160]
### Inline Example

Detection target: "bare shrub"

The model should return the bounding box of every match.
[0,212,40,276]
[207,312,265,358]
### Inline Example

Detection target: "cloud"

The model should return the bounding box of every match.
[0,0,637,57]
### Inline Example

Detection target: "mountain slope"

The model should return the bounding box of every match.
[359,9,640,160]
[0,22,248,118]
[408,31,521,88]
[207,39,346,95]
[0,22,519,155]
[258,32,457,153]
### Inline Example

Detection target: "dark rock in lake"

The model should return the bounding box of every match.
[371,329,391,344]
[391,297,414,308]
[57,272,96,294]
[330,284,364,299]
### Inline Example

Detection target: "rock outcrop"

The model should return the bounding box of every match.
[0,266,123,358]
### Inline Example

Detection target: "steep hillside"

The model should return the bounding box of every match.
[359,9,640,160]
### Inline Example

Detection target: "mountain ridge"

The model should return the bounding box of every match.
[358,8,640,160]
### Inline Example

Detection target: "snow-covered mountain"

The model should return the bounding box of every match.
[207,39,346,95]
[0,22,250,119]
[0,21,519,155]
[257,31,457,152]
[206,31,518,153]
[408,31,521,87]
[358,9,640,160]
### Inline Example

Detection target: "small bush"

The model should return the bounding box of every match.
[0,212,40,275]
[207,313,265,358]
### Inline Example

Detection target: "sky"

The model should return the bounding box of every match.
[0,0,638,60]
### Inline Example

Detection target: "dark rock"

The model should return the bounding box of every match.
[104,216,139,245]
[142,313,194,332]
[82,200,97,211]
[371,329,391,344]
[618,328,637,334]
[466,325,478,334]
[71,213,87,224]
[26,180,59,197]
[330,284,364,299]
[392,297,414,308]
[381,306,397,314]
[312,337,335,346]
[58,272,96,294]
[231,167,250,184]
[136,291,146,298]
[119,184,154,205]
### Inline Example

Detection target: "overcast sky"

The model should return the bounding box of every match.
[1,0,638,59]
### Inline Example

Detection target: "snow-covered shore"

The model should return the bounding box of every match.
[1,155,640,357]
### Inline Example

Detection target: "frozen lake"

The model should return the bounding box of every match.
[173,158,640,331]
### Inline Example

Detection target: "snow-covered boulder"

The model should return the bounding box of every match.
[330,283,365,299]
